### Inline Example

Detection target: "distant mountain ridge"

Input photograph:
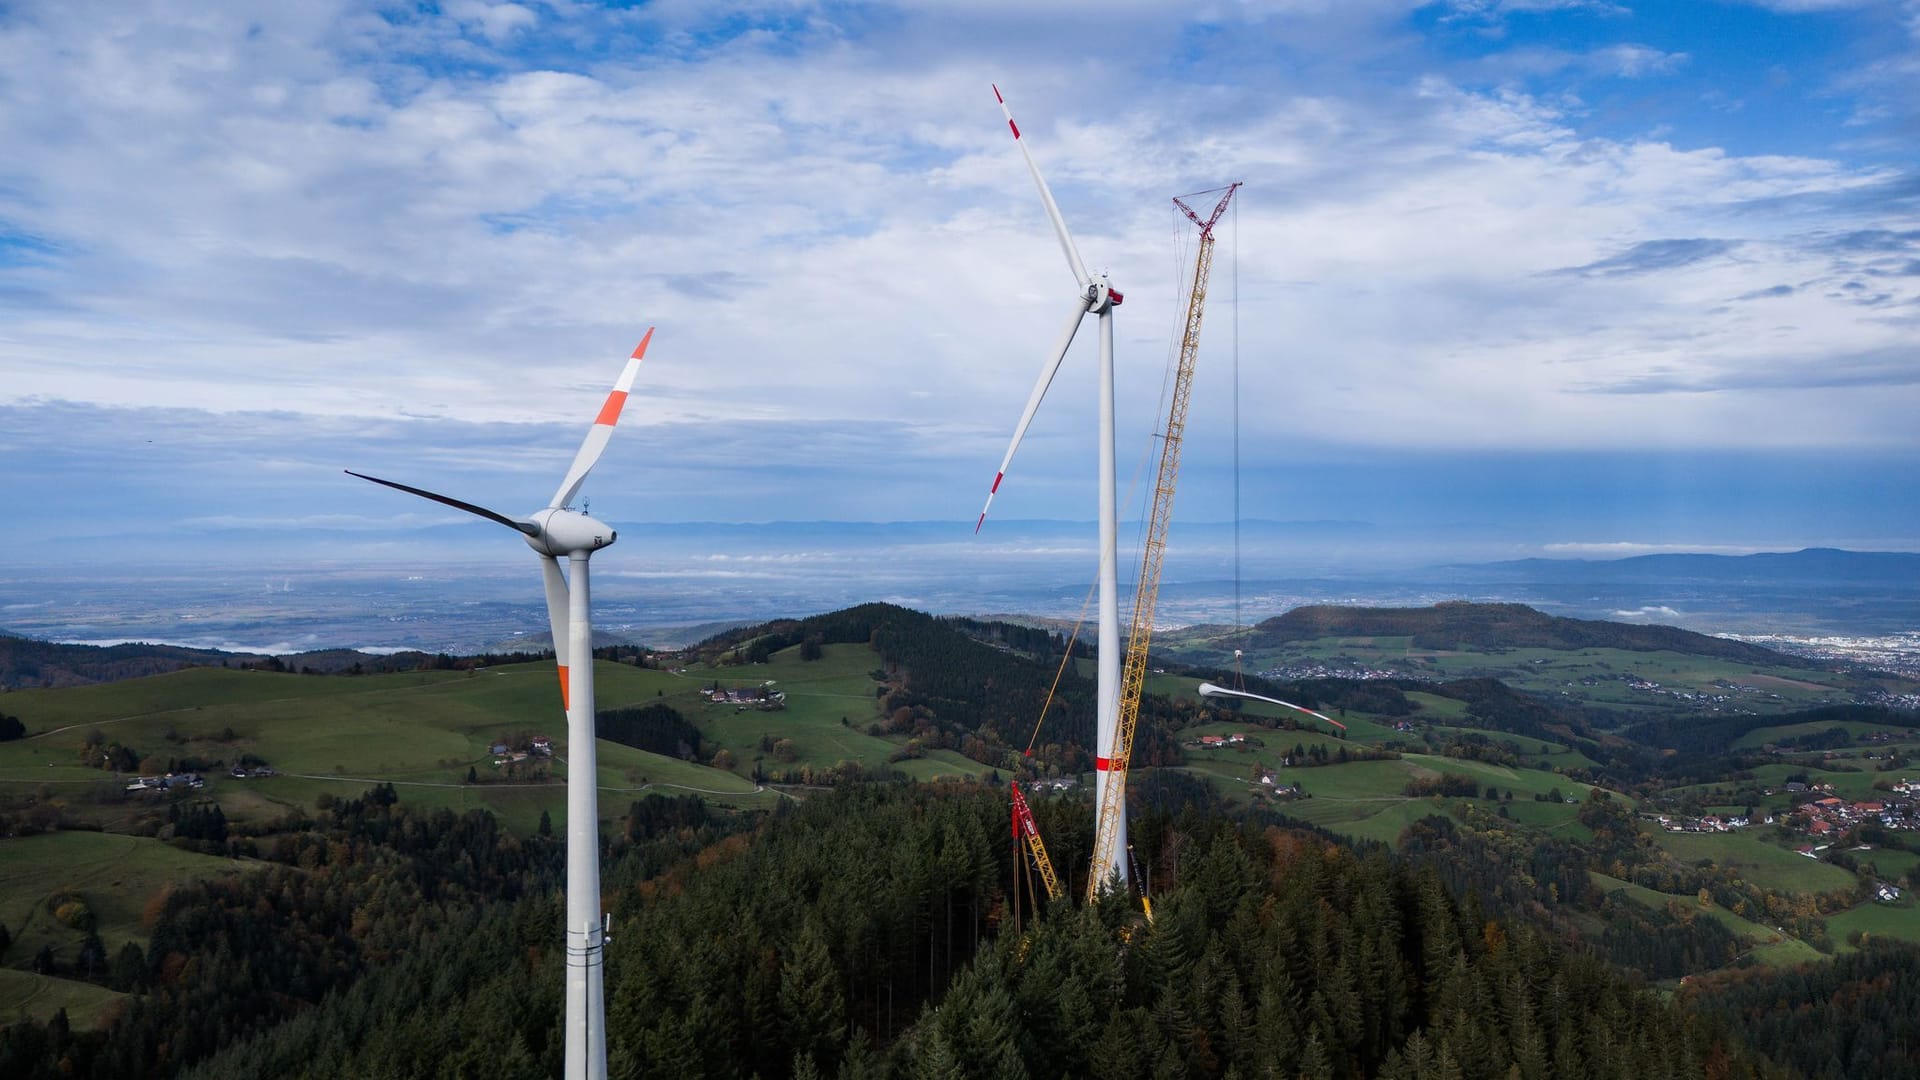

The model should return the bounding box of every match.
[0,633,514,690]
[1463,546,1920,584]
[1251,600,1808,665]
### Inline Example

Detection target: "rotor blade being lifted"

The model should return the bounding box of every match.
[993,84,1091,292]
[977,297,1093,533]
[345,470,539,536]
[540,554,572,711]
[551,328,655,511]
[1198,682,1348,732]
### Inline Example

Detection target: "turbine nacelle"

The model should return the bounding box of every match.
[523,508,617,558]
[1086,275,1122,312]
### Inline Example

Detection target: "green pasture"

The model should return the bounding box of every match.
[1183,634,1856,717]
[888,751,994,783]
[1494,798,1589,833]
[1589,872,1825,968]
[0,831,259,967]
[1170,750,1610,846]
[1131,671,1398,742]
[0,660,778,831]
[1649,830,1859,894]
[1404,692,1468,720]
[1406,721,1603,771]
[0,968,126,1031]
[1281,796,1456,846]
[1855,847,1920,883]
[671,643,1000,786]
[1731,719,1918,751]
[1827,899,1920,948]
[1745,763,1887,800]
[1162,764,1255,814]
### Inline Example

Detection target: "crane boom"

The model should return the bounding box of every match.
[1011,780,1065,902]
[1088,183,1239,906]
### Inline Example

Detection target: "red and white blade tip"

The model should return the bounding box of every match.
[631,326,654,360]
[974,474,1004,533]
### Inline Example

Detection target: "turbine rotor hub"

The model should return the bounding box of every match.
[1088,275,1122,312]
[524,508,617,557]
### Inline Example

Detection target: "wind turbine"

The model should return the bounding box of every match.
[975,84,1131,895]
[347,328,654,1080]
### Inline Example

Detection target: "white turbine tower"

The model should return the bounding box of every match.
[975,84,1130,896]
[348,328,654,1080]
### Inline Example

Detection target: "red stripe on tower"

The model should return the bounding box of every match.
[595,391,628,427]
[1095,756,1112,771]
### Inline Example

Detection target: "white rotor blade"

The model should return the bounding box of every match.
[977,297,1092,533]
[551,328,654,510]
[1198,682,1348,732]
[541,554,572,710]
[993,84,1091,292]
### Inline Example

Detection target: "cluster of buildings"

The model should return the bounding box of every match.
[1259,662,1403,682]
[702,684,787,708]
[1653,811,1774,833]
[124,772,205,794]
[1250,769,1304,797]
[490,735,552,766]
[1189,732,1251,749]
[1791,790,1916,838]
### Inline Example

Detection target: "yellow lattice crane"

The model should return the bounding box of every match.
[1088,183,1240,912]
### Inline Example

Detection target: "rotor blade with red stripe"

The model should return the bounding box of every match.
[540,553,572,711]
[551,328,654,510]
[977,297,1091,533]
[993,84,1091,293]
[1198,682,1348,732]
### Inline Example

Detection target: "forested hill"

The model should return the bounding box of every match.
[1250,601,1802,665]
[1471,547,1920,585]
[152,784,1777,1080]
[0,634,265,689]
[693,603,1119,767]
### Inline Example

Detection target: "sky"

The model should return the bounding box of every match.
[3,0,1919,587]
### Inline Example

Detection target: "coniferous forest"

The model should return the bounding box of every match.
[3,779,1807,1079]
[4,603,1919,1078]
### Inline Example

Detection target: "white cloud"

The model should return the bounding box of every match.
[1545,542,1772,556]
[0,0,1914,544]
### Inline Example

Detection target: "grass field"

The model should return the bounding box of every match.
[0,831,260,966]
[0,967,126,1030]
[1649,830,1859,894]
[1404,691,1468,720]
[1827,899,1920,948]
[1856,847,1920,883]
[0,660,781,832]
[1154,628,1870,718]
[1588,871,1825,968]
[1173,747,1611,846]
[1730,719,1920,751]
